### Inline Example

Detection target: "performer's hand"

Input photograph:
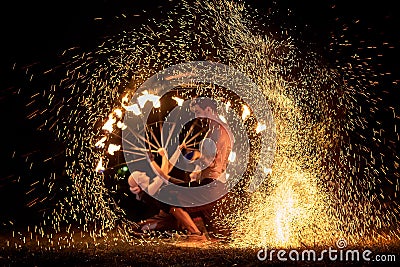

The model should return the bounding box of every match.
[157,147,166,157]
[178,142,187,150]
[191,150,201,161]
[189,165,202,181]
[130,186,141,194]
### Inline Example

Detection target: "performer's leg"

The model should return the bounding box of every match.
[169,207,201,234]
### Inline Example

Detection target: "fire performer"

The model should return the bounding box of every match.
[128,147,185,232]
[157,97,233,241]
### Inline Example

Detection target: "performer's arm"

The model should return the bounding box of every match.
[167,143,186,173]
[143,158,171,195]
[158,148,169,175]
[147,176,164,196]
[149,158,171,181]
[148,160,186,194]
[146,151,185,195]
[157,148,185,183]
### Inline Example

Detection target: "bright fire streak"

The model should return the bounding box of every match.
[117,121,127,130]
[102,114,116,133]
[256,122,266,134]
[121,94,129,105]
[107,144,121,155]
[137,93,161,108]
[95,158,105,173]
[228,151,236,162]
[123,103,141,115]
[121,94,142,115]
[218,115,227,123]
[95,136,107,148]
[114,108,123,118]
[152,97,161,108]
[137,95,149,108]
[242,104,250,121]
[172,96,184,106]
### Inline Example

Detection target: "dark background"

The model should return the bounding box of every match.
[1,0,399,228]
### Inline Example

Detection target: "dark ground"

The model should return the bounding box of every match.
[1,228,399,267]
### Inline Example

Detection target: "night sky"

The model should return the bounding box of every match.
[1,0,399,228]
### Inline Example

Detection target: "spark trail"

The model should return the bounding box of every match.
[15,0,400,249]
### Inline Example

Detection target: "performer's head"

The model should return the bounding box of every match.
[189,97,218,118]
[128,171,149,194]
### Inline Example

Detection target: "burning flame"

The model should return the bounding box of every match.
[95,136,107,148]
[121,94,142,115]
[95,158,105,173]
[137,92,161,108]
[117,121,127,130]
[113,108,123,118]
[124,103,141,115]
[102,114,116,133]
[121,94,129,105]
[172,96,184,106]
[107,144,121,155]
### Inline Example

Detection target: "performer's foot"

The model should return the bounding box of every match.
[185,231,208,242]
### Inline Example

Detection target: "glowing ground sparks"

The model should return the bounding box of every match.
[6,0,400,253]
